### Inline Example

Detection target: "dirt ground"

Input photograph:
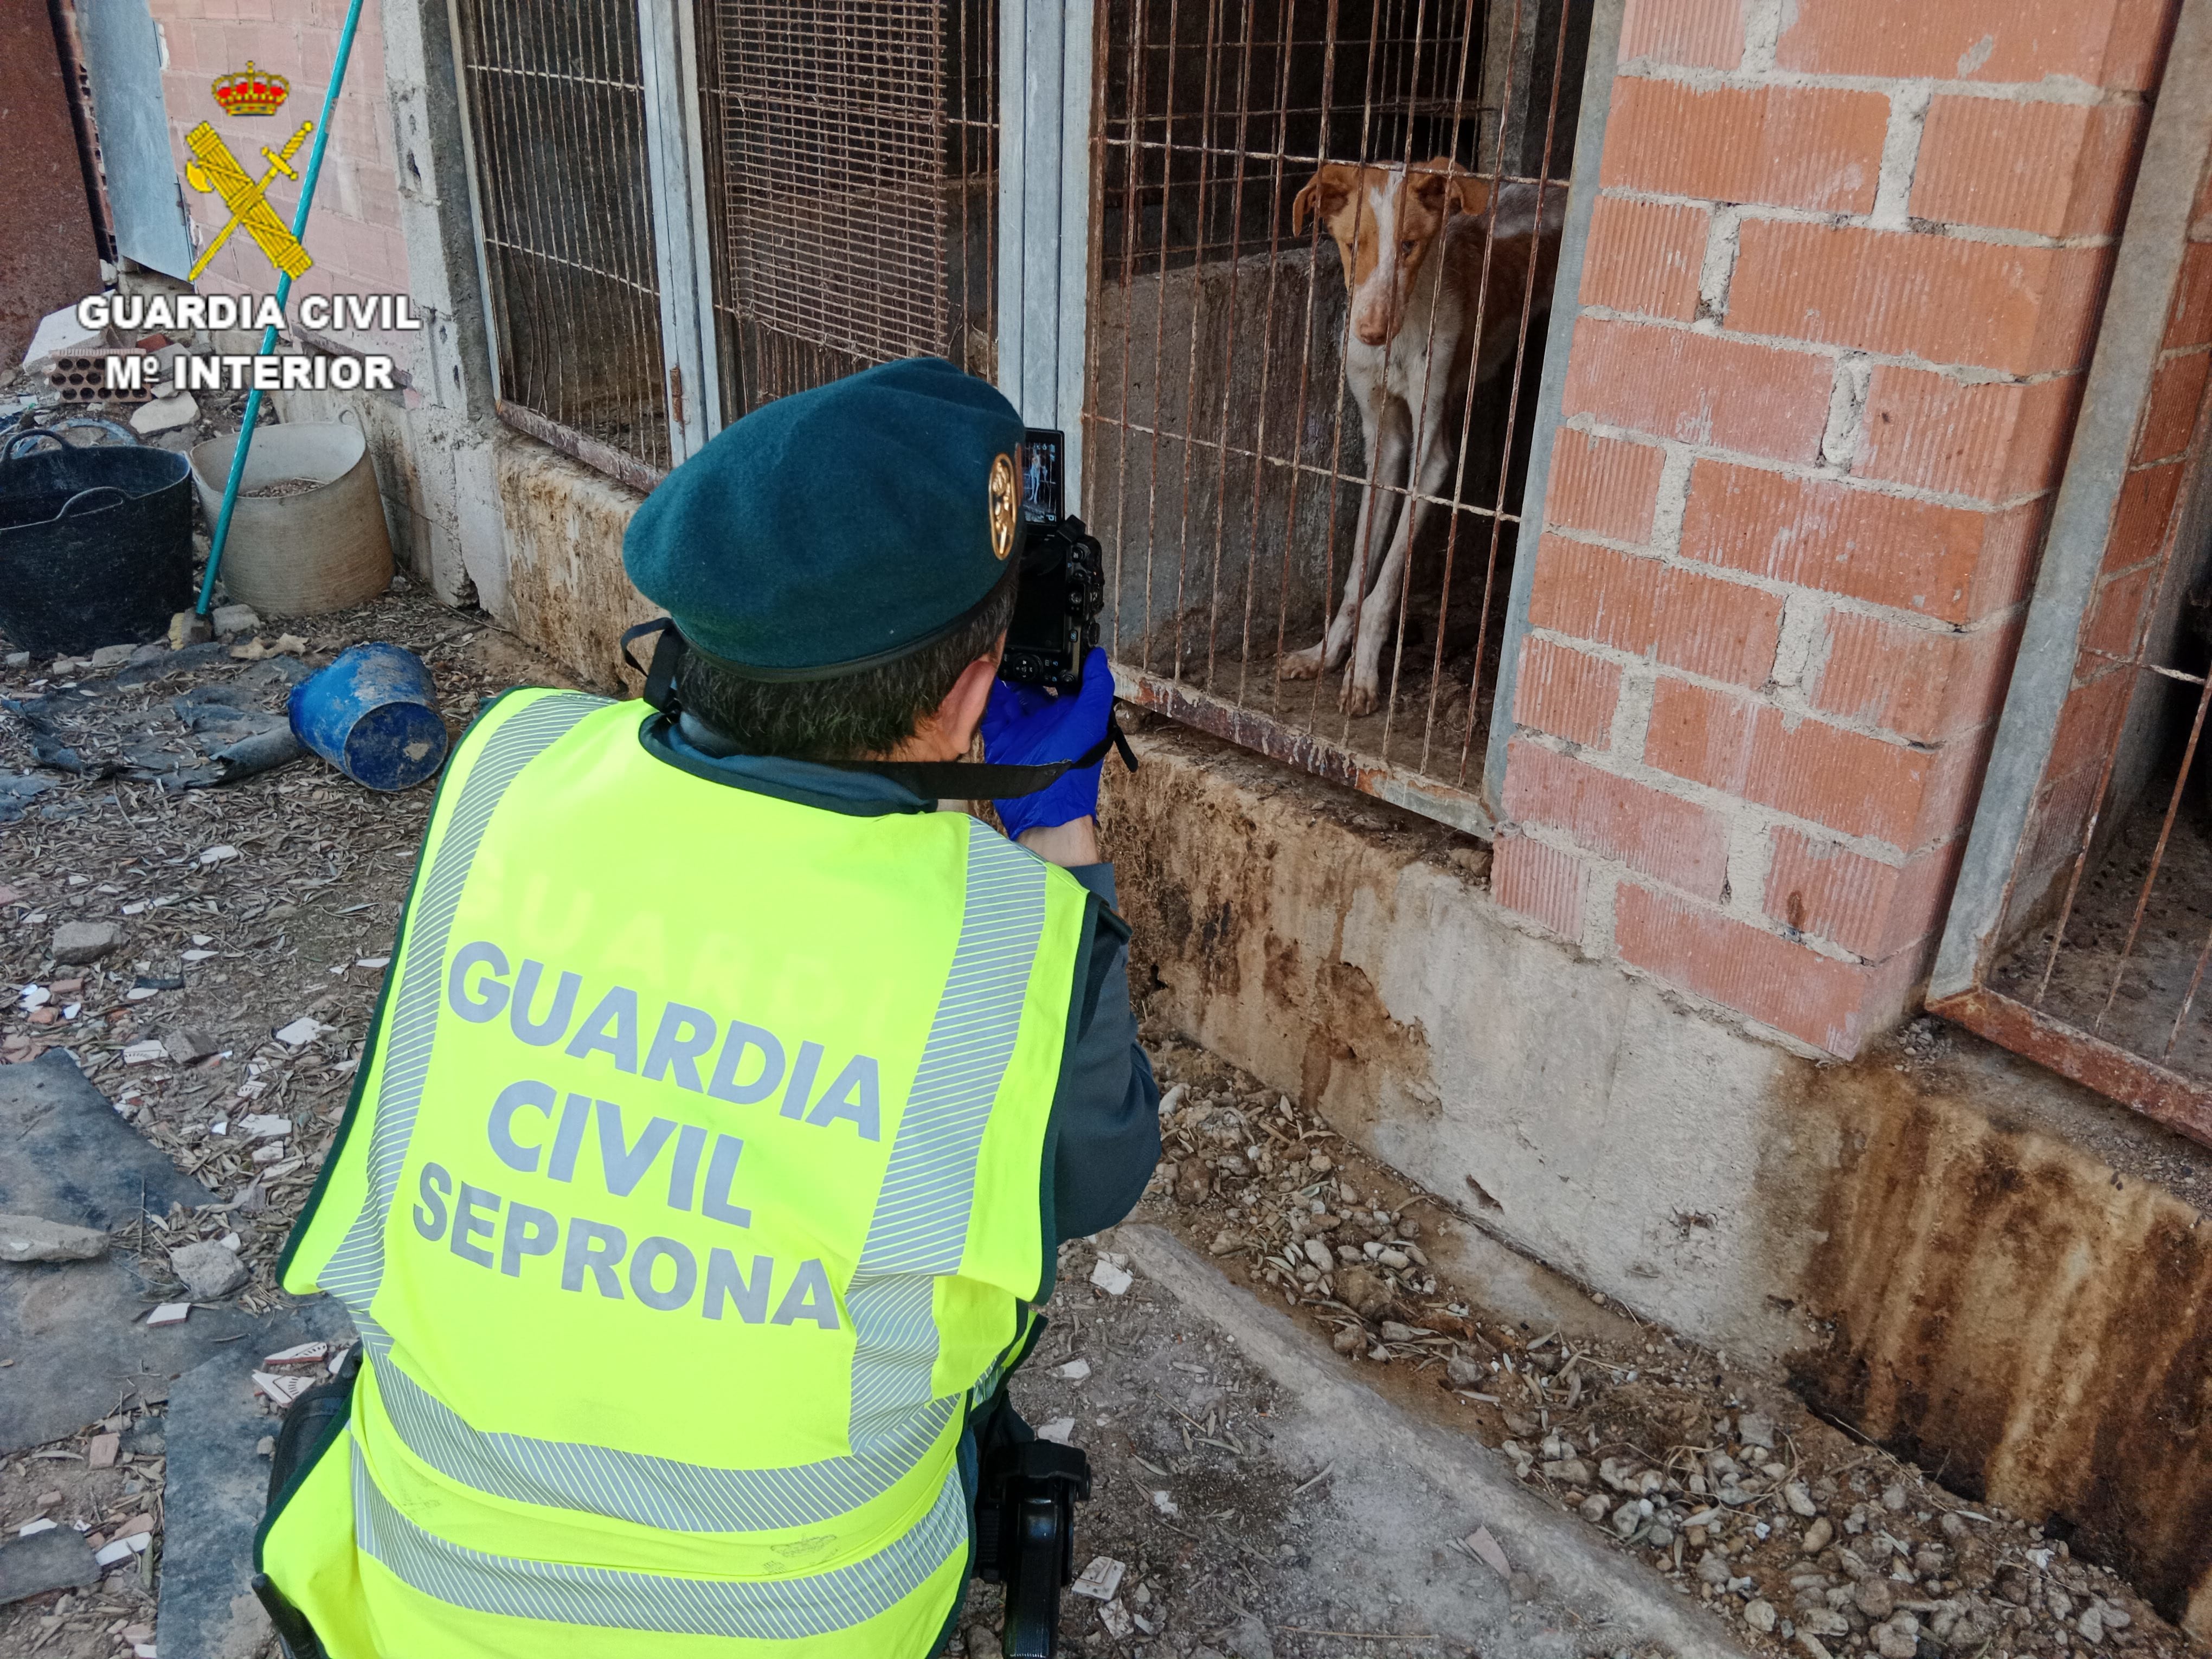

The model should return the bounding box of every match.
[0,589,565,1658]
[0,593,2198,1659]
[1990,767,2212,1079]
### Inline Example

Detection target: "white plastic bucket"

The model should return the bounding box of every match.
[189,419,394,619]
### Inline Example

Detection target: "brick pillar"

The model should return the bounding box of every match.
[1494,0,2176,1057]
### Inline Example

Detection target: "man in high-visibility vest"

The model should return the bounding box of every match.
[254,357,1161,1658]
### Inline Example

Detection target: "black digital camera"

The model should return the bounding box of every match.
[1000,429,1105,692]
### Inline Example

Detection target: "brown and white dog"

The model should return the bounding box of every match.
[1282,156,1564,714]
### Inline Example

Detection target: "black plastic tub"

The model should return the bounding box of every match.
[0,429,195,657]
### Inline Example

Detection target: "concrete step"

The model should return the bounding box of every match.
[995,1221,1745,1659]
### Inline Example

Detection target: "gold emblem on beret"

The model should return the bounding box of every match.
[988,452,1018,562]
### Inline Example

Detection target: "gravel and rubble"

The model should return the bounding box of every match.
[0,591,578,1658]
[6,315,255,459]
[1125,1032,2194,1659]
[0,1410,166,1658]
[0,588,569,1301]
[950,1227,1708,1659]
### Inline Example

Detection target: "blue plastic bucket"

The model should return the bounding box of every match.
[288,644,449,792]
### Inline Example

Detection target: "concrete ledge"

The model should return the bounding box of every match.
[491,432,654,694]
[1102,716,1814,1358]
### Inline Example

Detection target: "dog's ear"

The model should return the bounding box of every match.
[1455,172,1495,220]
[1410,156,1459,213]
[1293,164,1355,233]
[1481,179,1554,240]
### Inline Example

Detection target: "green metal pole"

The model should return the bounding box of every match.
[194,0,370,616]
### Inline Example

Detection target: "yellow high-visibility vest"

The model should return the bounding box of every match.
[261,689,1091,1657]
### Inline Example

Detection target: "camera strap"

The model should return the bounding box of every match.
[621,618,1139,802]
[823,719,1137,802]
[621,618,689,712]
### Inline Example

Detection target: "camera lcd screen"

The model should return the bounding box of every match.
[1021,429,1064,524]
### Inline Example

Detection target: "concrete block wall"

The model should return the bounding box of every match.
[1494,0,2179,1059]
[146,0,421,380]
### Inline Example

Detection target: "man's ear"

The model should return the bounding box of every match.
[931,648,1004,757]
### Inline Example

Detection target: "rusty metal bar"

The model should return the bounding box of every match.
[1116,664,1495,836]
[1166,0,1230,684]
[1389,0,1482,768]
[496,397,669,496]
[1196,0,1260,691]
[1263,0,1341,717]
[1229,0,1307,710]
[1930,986,2212,1146]
[1454,0,1572,784]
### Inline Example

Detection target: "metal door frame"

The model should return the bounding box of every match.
[999,0,1096,498]
[641,0,723,453]
[1481,0,1623,818]
[1928,0,2212,1140]
[1021,0,1618,836]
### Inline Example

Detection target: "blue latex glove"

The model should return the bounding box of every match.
[982,647,1115,838]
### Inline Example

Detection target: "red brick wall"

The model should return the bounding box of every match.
[1495,0,2178,1057]
[146,0,419,381]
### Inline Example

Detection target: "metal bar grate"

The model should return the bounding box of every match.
[453,0,671,476]
[699,0,996,419]
[1940,362,2212,1142]
[1086,0,1590,833]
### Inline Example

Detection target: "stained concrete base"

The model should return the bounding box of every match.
[1101,717,2212,1633]
[1102,720,1812,1358]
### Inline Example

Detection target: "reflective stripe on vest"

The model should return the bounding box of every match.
[371,1360,955,1533]
[317,693,601,1349]
[351,1440,968,1639]
[268,690,1088,1649]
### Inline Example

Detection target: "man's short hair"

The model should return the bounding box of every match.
[677,561,1020,761]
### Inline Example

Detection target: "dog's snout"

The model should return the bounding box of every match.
[1353,307,1397,346]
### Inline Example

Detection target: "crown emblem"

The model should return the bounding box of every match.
[212,62,289,117]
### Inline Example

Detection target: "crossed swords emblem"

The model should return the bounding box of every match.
[184,120,317,282]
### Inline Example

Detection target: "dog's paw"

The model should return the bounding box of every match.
[1340,678,1383,717]
[1279,644,1327,681]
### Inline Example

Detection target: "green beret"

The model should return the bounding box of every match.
[623,357,1027,679]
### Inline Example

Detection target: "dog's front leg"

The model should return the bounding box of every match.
[1345,374,1455,715]
[1320,403,1410,673]
[1284,368,1403,680]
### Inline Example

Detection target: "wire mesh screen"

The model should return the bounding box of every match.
[698,0,998,420]
[453,0,670,485]
[1087,0,1589,828]
[1947,350,2212,1134]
